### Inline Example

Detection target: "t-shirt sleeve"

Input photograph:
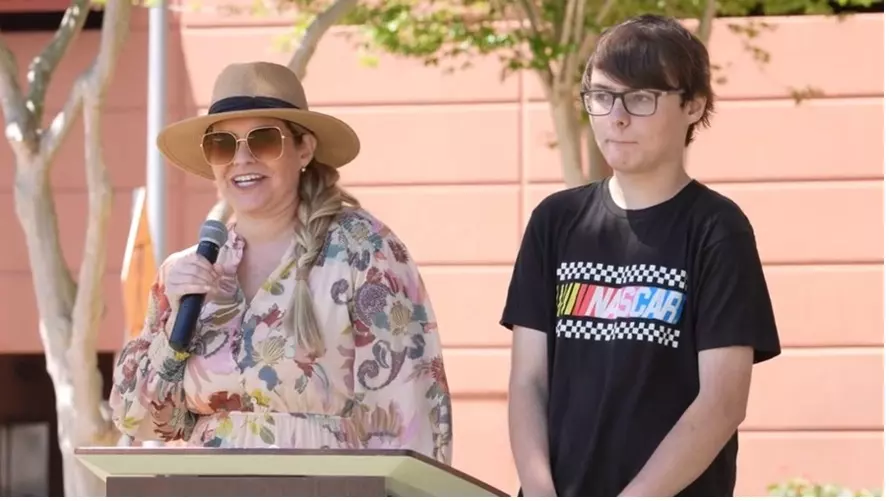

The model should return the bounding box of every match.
[500,205,556,334]
[692,230,781,363]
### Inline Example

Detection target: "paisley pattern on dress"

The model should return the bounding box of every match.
[109,208,453,464]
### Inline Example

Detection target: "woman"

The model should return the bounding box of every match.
[109,61,453,465]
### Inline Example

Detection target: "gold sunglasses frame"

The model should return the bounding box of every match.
[199,125,292,167]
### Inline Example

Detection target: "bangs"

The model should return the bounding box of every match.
[583,19,709,95]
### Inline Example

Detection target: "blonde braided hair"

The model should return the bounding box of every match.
[288,123,360,356]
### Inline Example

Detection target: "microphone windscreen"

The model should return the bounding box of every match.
[199,220,228,248]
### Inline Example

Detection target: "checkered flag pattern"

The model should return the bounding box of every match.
[557,319,680,348]
[556,262,687,289]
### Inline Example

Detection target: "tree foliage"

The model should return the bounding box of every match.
[321,0,876,185]
[345,0,876,86]
[769,477,883,497]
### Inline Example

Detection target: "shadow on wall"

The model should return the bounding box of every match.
[768,478,882,497]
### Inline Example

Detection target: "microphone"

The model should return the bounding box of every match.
[168,219,229,354]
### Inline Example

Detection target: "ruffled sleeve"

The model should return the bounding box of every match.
[347,221,454,465]
[109,258,199,443]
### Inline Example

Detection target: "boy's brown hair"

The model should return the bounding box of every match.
[583,14,715,145]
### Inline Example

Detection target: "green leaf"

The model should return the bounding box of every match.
[294,375,309,394]
[216,416,233,437]
[259,426,276,445]
[207,304,242,326]
[263,281,285,296]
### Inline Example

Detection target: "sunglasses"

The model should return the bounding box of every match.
[200,125,292,166]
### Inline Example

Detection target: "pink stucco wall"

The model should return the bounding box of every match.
[0,6,882,495]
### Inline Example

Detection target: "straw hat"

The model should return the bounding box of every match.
[156,61,360,180]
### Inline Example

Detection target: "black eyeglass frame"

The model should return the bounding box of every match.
[580,88,684,117]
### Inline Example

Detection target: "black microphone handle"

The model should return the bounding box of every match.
[168,239,222,353]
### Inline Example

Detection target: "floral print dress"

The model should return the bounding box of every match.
[110,208,453,465]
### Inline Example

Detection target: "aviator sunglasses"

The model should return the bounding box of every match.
[200,125,293,166]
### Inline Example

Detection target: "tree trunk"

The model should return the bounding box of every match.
[548,87,588,188]
[0,0,131,495]
[287,0,359,80]
[13,166,116,497]
[696,0,718,45]
[584,127,610,181]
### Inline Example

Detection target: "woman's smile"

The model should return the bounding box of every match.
[230,172,268,189]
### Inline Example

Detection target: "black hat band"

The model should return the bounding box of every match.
[208,96,301,115]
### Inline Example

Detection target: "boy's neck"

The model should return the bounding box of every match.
[608,159,691,211]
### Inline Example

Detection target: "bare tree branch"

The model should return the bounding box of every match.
[0,36,40,158]
[15,167,78,356]
[0,0,93,315]
[516,0,545,38]
[549,0,622,188]
[0,38,24,114]
[487,0,545,88]
[549,97,587,187]
[70,0,132,445]
[576,31,598,67]
[567,0,617,91]
[557,0,579,51]
[595,0,618,26]
[3,12,82,323]
[39,80,84,165]
[27,0,91,126]
[288,0,358,80]
[571,0,587,48]
[68,76,109,444]
[510,0,556,88]
[556,0,588,87]
[696,0,718,45]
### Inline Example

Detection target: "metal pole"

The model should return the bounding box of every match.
[144,0,168,450]
[146,0,167,265]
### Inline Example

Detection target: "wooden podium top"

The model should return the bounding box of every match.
[75,447,509,497]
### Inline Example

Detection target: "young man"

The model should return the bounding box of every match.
[500,14,782,497]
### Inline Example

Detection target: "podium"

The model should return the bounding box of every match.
[74,447,509,497]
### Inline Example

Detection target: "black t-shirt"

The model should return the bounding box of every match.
[501,179,781,497]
